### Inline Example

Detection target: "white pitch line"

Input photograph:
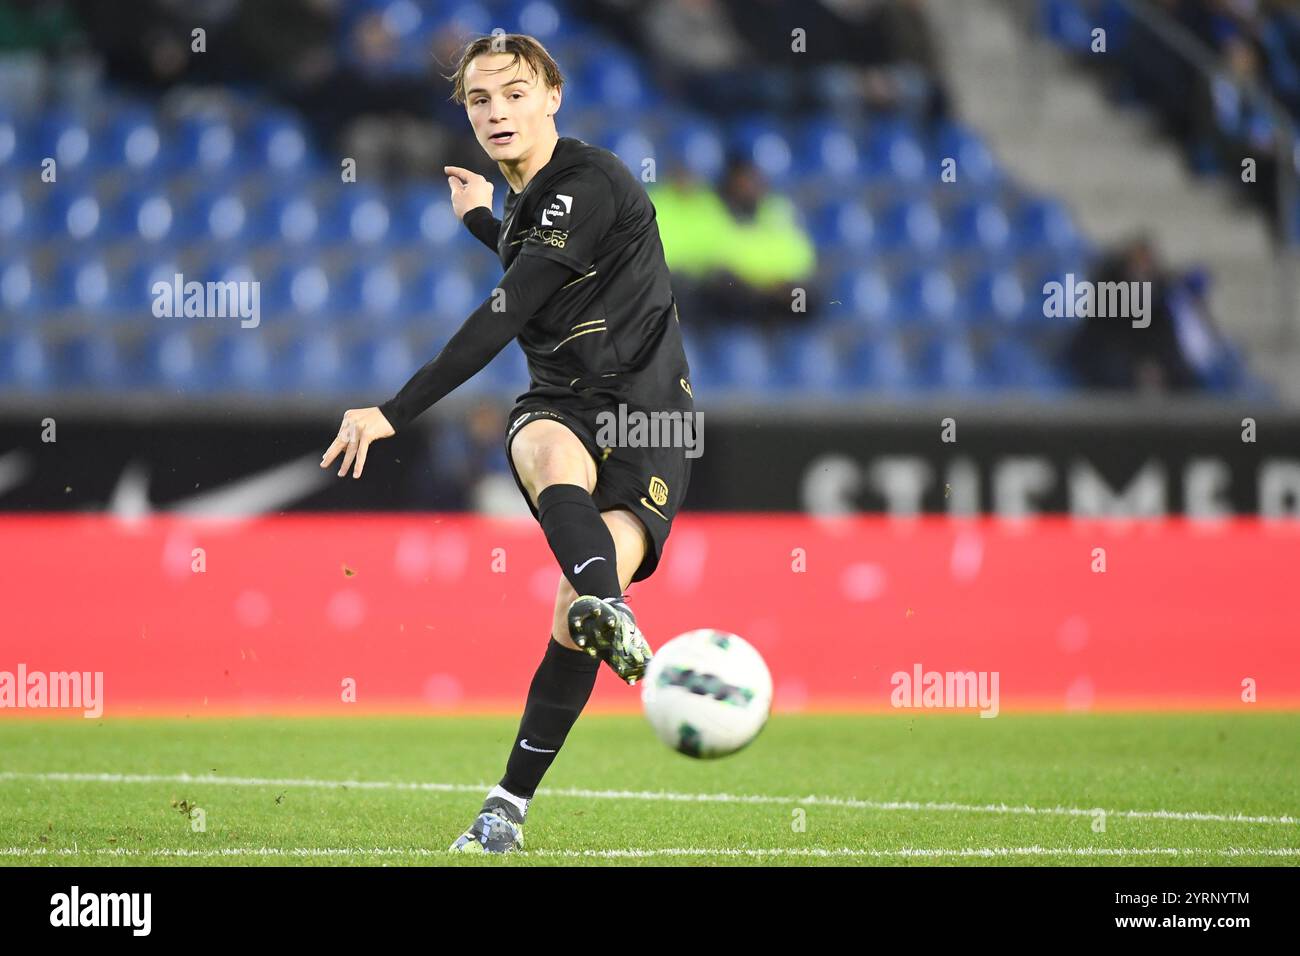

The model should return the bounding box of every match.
[0,770,1296,827]
[0,846,1297,860]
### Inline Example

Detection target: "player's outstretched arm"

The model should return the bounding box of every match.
[363,252,576,438]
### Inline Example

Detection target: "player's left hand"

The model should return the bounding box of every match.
[320,407,395,479]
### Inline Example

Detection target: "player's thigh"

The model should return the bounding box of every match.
[510,418,597,508]
[550,508,650,650]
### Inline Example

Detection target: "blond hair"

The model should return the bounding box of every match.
[446,33,564,105]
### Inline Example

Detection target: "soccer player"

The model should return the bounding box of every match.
[319,33,695,853]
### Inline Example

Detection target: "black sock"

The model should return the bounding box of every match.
[536,483,623,599]
[500,636,601,800]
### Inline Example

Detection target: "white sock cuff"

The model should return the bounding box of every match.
[487,784,530,819]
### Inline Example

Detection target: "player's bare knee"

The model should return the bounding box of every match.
[511,424,592,503]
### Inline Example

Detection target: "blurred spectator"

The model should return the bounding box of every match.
[1064,236,1239,392]
[1064,0,1299,239]
[652,155,817,328]
[576,0,950,121]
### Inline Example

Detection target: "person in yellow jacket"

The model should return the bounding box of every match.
[649,156,817,327]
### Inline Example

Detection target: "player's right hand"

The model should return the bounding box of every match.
[320,407,395,480]
[444,165,493,221]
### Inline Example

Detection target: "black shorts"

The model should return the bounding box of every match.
[503,318,696,583]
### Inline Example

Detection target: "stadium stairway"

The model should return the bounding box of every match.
[931,0,1300,402]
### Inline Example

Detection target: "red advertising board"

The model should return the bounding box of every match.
[1,514,1296,714]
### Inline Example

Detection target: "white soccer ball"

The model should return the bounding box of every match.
[641,629,773,758]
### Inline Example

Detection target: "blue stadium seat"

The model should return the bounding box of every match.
[282,330,345,390]
[797,117,865,184]
[811,197,875,253]
[254,192,322,246]
[0,256,43,316]
[708,325,773,391]
[1014,197,1081,255]
[139,329,202,391]
[933,121,1000,189]
[915,334,981,390]
[1040,0,1095,51]
[328,188,392,246]
[771,328,844,391]
[579,48,654,113]
[984,336,1061,390]
[57,332,123,389]
[53,255,113,313]
[113,189,177,243]
[876,197,943,254]
[864,121,927,184]
[0,331,53,389]
[274,261,335,321]
[209,332,273,392]
[507,0,565,41]
[349,332,415,392]
[896,267,959,327]
[443,3,495,48]
[248,113,310,176]
[728,116,796,187]
[0,183,34,242]
[843,332,911,391]
[37,110,94,175]
[663,121,726,181]
[48,191,103,241]
[105,107,166,176]
[172,115,241,176]
[965,267,1028,326]
[598,127,658,176]
[338,261,404,323]
[397,184,461,246]
[403,266,478,335]
[831,267,894,328]
[186,190,253,244]
[124,251,183,315]
[946,198,1013,256]
[1028,265,1086,328]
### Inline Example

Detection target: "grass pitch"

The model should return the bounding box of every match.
[1,712,1297,866]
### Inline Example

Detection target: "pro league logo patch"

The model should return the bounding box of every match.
[541,193,573,226]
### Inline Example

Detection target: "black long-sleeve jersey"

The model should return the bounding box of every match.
[378,136,681,430]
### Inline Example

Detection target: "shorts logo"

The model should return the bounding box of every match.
[648,476,669,506]
[509,409,566,438]
[679,377,692,398]
[541,193,573,226]
[639,497,669,521]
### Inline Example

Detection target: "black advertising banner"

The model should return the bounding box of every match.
[0,399,1296,516]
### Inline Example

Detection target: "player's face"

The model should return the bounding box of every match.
[464,53,559,161]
